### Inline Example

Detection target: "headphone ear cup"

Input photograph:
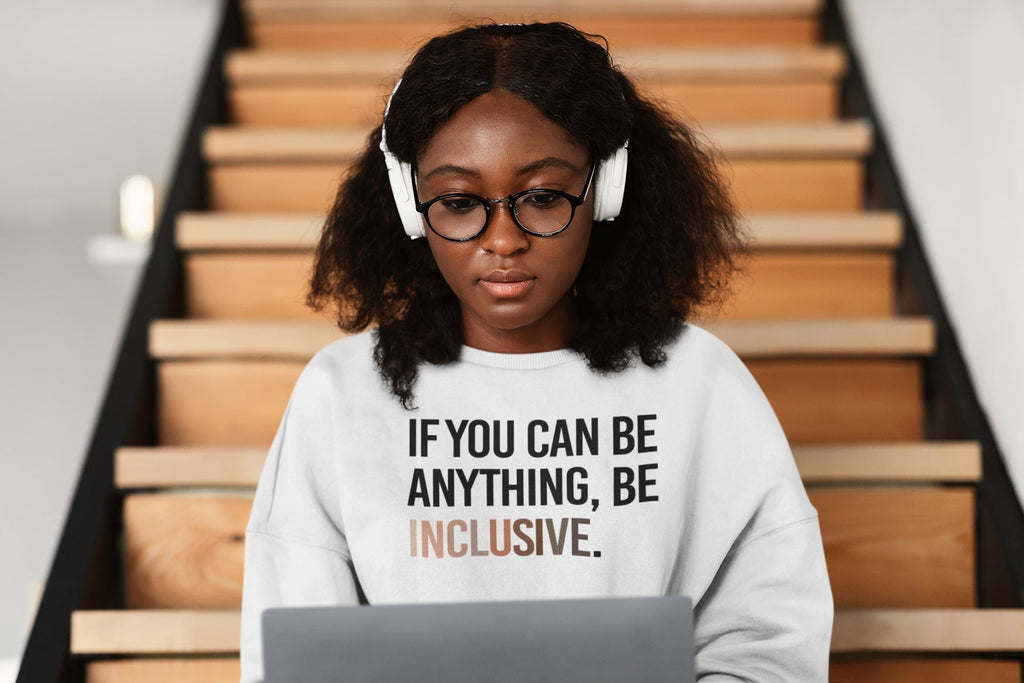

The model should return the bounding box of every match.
[592,141,629,222]
[380,142,426,239]
[379,78,426,239]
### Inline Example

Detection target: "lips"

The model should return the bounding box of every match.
[478,269,535,298]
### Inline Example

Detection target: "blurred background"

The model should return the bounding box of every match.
[0,0,1021,678]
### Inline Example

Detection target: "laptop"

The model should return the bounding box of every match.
[262,596,695,682]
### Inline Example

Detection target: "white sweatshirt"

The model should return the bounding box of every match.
[240,325,833,682]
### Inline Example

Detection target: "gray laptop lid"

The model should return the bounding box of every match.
[263,596,694,683]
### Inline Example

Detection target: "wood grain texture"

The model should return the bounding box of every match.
[247,17,820,50]
[718,251,895,319]
[205,159,862,215]
[207,164,343,213]
[829,659,1020,683]
[116,446,268,489]
[652,80,837,122]
[183,252,899,322]
[73,608,1024,656]
[229,81,837,127]
[149,319,346,360]
[174,211,902,251]
[175,212,323,251]
[229,84,387,128]
[114,442,978,490]
[119,488,970,609]
[793,442,981,483]
[746,212,901,250]
[183,253,322,320]
[832,609,1024,653]
[225,46,844,84]
[203,119,861,164]
[703,318,934,356]
[157,360,303,446]
[70,610,240,654]
[728,158,863,212]
[87,658,240,683]
[748,359,922,443]
[155,358,919,445]
[243,0,823,20]
[812,487,975,608]
[148,318,934,361]
[202,122,869,164]
[124,495,251,608]
[706,120,871,157]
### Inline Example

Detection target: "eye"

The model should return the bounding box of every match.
[518,191,566,210]
[437,195,482,214]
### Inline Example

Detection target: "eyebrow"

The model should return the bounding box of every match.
[421,156,580,181]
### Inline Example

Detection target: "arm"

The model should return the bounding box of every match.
[694,516,832,682]
[239,361,362,683]
[688,330,833,681]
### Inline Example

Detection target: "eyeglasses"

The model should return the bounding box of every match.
[413,163,596,242]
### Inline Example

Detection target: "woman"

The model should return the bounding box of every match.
[240,21,832,682]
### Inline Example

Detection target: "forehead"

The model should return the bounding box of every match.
[417,90,588,171]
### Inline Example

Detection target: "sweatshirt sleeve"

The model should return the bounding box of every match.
[239,359,362,683]
[690,333,833,681]
[694,517,832,682]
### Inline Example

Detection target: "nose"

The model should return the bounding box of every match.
[479,201,530,256]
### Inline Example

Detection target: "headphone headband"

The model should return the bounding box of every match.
[380,81,628,239]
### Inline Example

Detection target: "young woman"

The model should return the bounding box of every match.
[240,21,832,682]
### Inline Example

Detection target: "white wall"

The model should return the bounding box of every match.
[0,0,220,661]
[841,1,1024,494]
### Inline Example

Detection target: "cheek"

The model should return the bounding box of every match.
[552,226,593,282]
[425,238,473,290]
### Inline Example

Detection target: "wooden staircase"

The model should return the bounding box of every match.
[20,1,1024,682]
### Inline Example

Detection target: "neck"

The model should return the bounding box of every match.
[460,296,575,354]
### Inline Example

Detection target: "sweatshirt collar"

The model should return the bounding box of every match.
[458,345,578,370]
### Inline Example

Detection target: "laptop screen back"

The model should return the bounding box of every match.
[262,596,694,683]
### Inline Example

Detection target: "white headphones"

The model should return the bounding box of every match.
[379,81,629,239]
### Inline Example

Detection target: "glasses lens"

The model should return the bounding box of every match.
[513,191,574,235]
[426,196,488,240]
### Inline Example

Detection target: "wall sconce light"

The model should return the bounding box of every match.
[119,175,155,243]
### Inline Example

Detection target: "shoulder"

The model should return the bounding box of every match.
[287,329,382,405]
[658,323,763,404]
[679,323,779,425]
[664,323,734,362]
[309,329,377,369]
[662,324,797,476]
[302,329,377,378]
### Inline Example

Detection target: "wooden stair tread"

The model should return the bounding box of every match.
[71,610,240,655]
[794,442,980,483]
[176,212,324,250]
[201,121,872,163]
[71,608,1024,655]
[244,0,824,21]
[708,120,871,157]
[116,446,268,489]
[703,317,934,356]
[85,658,240,683]
[115,441,980,489]
[176,211,902,251]
[226,45,845,84]
[747,212,902,249]
[833,610,1024,653]
[148,317,934,360]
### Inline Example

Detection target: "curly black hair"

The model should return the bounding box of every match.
[307,21,745,407]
